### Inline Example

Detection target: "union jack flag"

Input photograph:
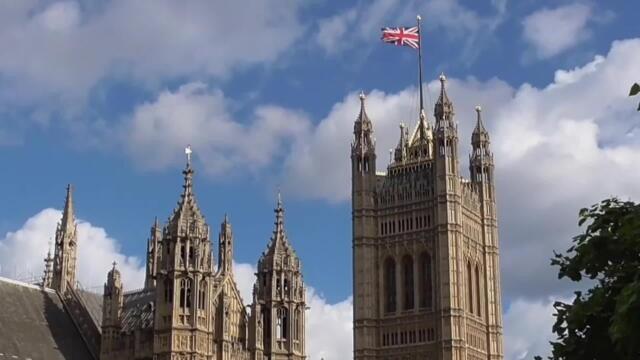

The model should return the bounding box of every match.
[381,26,420,49]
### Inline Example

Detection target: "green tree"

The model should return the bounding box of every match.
[631,83,640,111]
[546,198,640,359]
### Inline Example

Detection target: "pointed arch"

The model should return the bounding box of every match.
[467,261,473,314]
[384,257,396,313]
[402,255,414,310]
[475,264,481,316]
[419,252,433,309]
[198,279,207,310]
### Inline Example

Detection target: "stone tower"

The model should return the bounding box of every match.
[153,156,216,359]
[351,76,504,359]
[251,195,306,360]
[51,184,78,295]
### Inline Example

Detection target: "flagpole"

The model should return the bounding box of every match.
[417,15,424,116]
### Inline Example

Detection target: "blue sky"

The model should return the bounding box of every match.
[0,1,639,359]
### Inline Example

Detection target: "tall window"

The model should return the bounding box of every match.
[420,252,433,309]
[385,257,396,313]
[277,307,289,339]
[467,261,473,314]
[179,278,192,309]
[475,265,481,316]
[164,278,173,303]
[403,255,414,310]
[294,307,302,341]
[198,280,207,310]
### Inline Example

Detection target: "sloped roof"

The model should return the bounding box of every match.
[0,277,93,360]
[121,288,155,332]
[76,288,103,329]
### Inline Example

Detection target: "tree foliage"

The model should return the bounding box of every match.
[547,198,640,359]
[631,83,640,111]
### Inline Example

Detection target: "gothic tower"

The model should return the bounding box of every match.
[101,263,124,360]
[351,77,504,359]
[153,155,216,359]
[252,195,306,360]
[51,184,78,295]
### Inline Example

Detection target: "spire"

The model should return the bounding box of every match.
[471,105,491,148]
[473,105,488,135]
[470,105,493,184]
[168,146,205,231]
[394,123,409,163]
[434,73,454,122]
[261,192,296,265]
[51,184,78,294]
[409,109,432,146]
[61,184,75,232]
[218,213,234,275]
[145,217,162,288]
[352,92,375,156]
[42,244,53,288]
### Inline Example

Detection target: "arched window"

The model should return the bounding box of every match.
[294,307,302,341]
[467,261,473,314]
[179,279,186,307]
[186,279,192,308]
[164,278,173,303]
[475,265,481,316]
[179,278,192,309]
[402,255,414,310]
[385,257,396,313]
[198,280,207,310]
[420,252,433,309]
[277,307,289,339]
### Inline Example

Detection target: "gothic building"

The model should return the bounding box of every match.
[6,154,307,360]
[351,75,504,359]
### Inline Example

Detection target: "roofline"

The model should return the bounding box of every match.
[0,275,55,293]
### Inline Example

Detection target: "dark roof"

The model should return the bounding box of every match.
[0,277,94,360]
[121,288,155,332]
[75,289,103,329]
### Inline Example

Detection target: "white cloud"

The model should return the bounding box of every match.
[503,297,566,360]
[0,0,303,106]
[306,289,353,360]
[0,208,145,291]
[283,38,640,303]
[522,3,592,59]
[315,0,506,56]
[124,82,311,175]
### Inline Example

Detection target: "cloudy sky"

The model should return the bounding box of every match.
[0,1,638,359]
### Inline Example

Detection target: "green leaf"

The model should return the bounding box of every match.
[630,83,640,96]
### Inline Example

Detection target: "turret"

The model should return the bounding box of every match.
[42,246,53,288]
[153,147,215,357]
[145,217,162,288]
[252,194,306,359]
[51,184,78,295]
[101,262,123,359]
[470,106,494,188]
[434,74,459,179]
[393,123,408,163]
[218,214,233,275]
[351,92,376,178]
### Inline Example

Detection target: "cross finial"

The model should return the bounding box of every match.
[185,145,193,167]
[112,261,117,269]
